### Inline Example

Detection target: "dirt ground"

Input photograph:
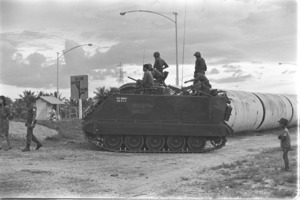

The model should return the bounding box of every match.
[0,121,298,199]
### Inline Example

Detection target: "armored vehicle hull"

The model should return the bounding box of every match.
[83,89,233,153]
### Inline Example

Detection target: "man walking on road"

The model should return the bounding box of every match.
[22,95,42,152]
[277,117,291,171]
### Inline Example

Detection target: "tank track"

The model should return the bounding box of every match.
[84,135,226,154]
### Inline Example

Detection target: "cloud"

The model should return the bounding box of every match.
[211,74,253,84]
[208,68,220,75]
[0,0,297,92]
[288,70,296,74]
[0,38,122,89]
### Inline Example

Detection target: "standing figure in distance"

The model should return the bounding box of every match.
[0,95,12,150]
[277,118,292,171]
[153,52,169,74]
[193,51,207,77]
[22,95,42,152]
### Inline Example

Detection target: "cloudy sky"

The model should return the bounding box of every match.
[0,0,298,100]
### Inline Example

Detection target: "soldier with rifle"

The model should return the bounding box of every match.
[22,95,42,152]
[128,64,154,89]
[184,72,212,93]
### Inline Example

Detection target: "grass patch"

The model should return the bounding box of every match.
[37,119,84,142]
[208,146,298,198]
[180,146,298,198]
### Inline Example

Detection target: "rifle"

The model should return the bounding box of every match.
[128,76,138,82]
[168,85,182,93]
[184,79,208,84]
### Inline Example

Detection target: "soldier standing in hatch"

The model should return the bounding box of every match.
[277,118,292,171]
[153,52,169,75]
[0,95,12,150]
[193,51,207,77]
[22,95,42,152]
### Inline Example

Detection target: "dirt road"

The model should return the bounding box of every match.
[0,122,297,198]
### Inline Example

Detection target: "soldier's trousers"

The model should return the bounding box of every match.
[283,149,289,170]
[26,127,40,146]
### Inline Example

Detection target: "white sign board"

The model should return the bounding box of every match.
[70,75,88,99]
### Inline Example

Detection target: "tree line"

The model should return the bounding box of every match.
[3,86,118,120]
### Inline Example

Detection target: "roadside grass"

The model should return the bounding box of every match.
[203,146,298,198]
[37,119,84,142]
[165,146,298,198]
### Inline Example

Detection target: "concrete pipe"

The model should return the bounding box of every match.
[226,90,264,132]
[226,90,297,133]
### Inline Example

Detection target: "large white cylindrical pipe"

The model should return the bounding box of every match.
[226,90,264,132]
[254,93,293,131]
[283,94,298,125]
[226,90,297,133]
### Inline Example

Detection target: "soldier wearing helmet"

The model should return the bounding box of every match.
[184,72,212,93]
[137,64,154,88]
[22,95,42,152]
[153,52,169,74]
[194,51,207,77]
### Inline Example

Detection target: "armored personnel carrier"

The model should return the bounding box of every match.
[83,78,233,153]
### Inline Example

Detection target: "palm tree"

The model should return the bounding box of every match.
[93,86,120,100]
[11,99,27,120]
[64,98,78,107]
[52,91,65,101]
[18,90,36,101]
[93,86,108,100]
[36,91,51,98]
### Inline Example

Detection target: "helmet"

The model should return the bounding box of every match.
[143,63,153,70]
[277,118,289,125]
[194,52,201,57]
[153,52,160,58]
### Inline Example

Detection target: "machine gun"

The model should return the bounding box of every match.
[168,82,206,95]
[169,82,228,97]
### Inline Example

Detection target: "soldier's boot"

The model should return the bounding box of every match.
[22,144,30,152]
[35,143,42,150]
[32,135,42,150]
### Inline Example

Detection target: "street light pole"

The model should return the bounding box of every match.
[174,12,178,86]
[120,10,179,85]
[56,43,92,119]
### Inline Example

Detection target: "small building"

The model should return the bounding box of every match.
[36,96,64,120]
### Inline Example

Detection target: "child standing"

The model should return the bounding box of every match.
[277,118,292,171]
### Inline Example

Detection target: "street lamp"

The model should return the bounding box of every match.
[120,10,179,85]
[56,43,92,119]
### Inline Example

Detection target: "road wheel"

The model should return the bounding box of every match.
[187,136,206,152]
[166,136,185,151]
[146,136,165,152]
[125,135,144,150]
[210,136,226,147]
[103,135,123,150]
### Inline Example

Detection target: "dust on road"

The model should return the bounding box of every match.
[0,121,298,198]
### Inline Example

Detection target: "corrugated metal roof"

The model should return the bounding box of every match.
[38,96,64,105]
